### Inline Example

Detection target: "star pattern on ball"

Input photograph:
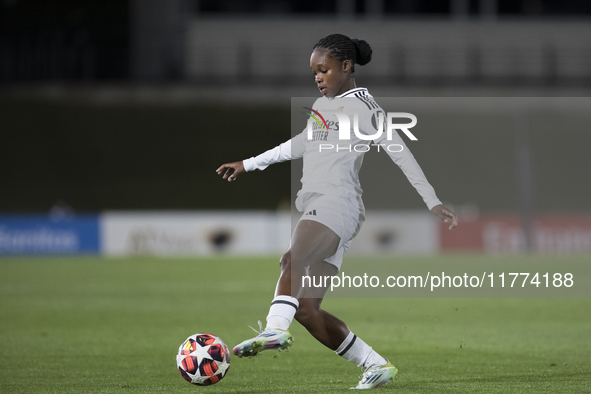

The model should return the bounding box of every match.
[216,356,230,377]
[192,344,213,367]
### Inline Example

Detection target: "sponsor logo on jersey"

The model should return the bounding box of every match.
[302,107,328,131]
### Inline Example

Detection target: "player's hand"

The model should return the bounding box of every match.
[216,161,245,182]
[431,204,458,230]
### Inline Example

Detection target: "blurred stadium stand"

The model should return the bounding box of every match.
[2,0,591,91]
[184,19,591,91]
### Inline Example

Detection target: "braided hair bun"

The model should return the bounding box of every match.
[351,39,372,66]
[313,34,373,72]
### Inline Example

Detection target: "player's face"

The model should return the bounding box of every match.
[310,49,354,98]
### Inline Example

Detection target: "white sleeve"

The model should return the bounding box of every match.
[366,110,442,211]
[243,131,307,172]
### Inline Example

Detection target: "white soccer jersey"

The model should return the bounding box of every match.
[243,88,442,210]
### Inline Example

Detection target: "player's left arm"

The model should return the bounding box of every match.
[364,108,458,230]
[431,204,458,230]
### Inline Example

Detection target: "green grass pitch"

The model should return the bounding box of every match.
[0,256,589,393]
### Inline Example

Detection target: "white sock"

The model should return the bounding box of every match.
[265,295,299,331]
[335,331,387,368]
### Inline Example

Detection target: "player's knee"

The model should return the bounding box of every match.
[279,251,291,272]
[289,249,310,270]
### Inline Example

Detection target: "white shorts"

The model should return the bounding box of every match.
[295,192,365,270]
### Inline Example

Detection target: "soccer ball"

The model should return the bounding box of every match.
[176,333,231,386]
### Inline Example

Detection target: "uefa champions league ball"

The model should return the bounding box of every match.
[176,333,231,386]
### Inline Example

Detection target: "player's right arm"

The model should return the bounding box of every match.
[216,131,307,182]
[216,160,245,182]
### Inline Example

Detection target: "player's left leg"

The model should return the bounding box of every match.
[292,261,347,348]
[295,262,397,389]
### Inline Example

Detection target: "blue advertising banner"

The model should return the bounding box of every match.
[0,215,100,255]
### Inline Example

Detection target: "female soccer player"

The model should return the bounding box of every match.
[216,34,458,390]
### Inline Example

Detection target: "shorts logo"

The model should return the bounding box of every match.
[305,210,317,216]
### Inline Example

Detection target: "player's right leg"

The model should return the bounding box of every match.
[231,322,294,358]
[233,220,340,358]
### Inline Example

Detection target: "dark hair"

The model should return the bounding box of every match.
[313,33,372,73]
